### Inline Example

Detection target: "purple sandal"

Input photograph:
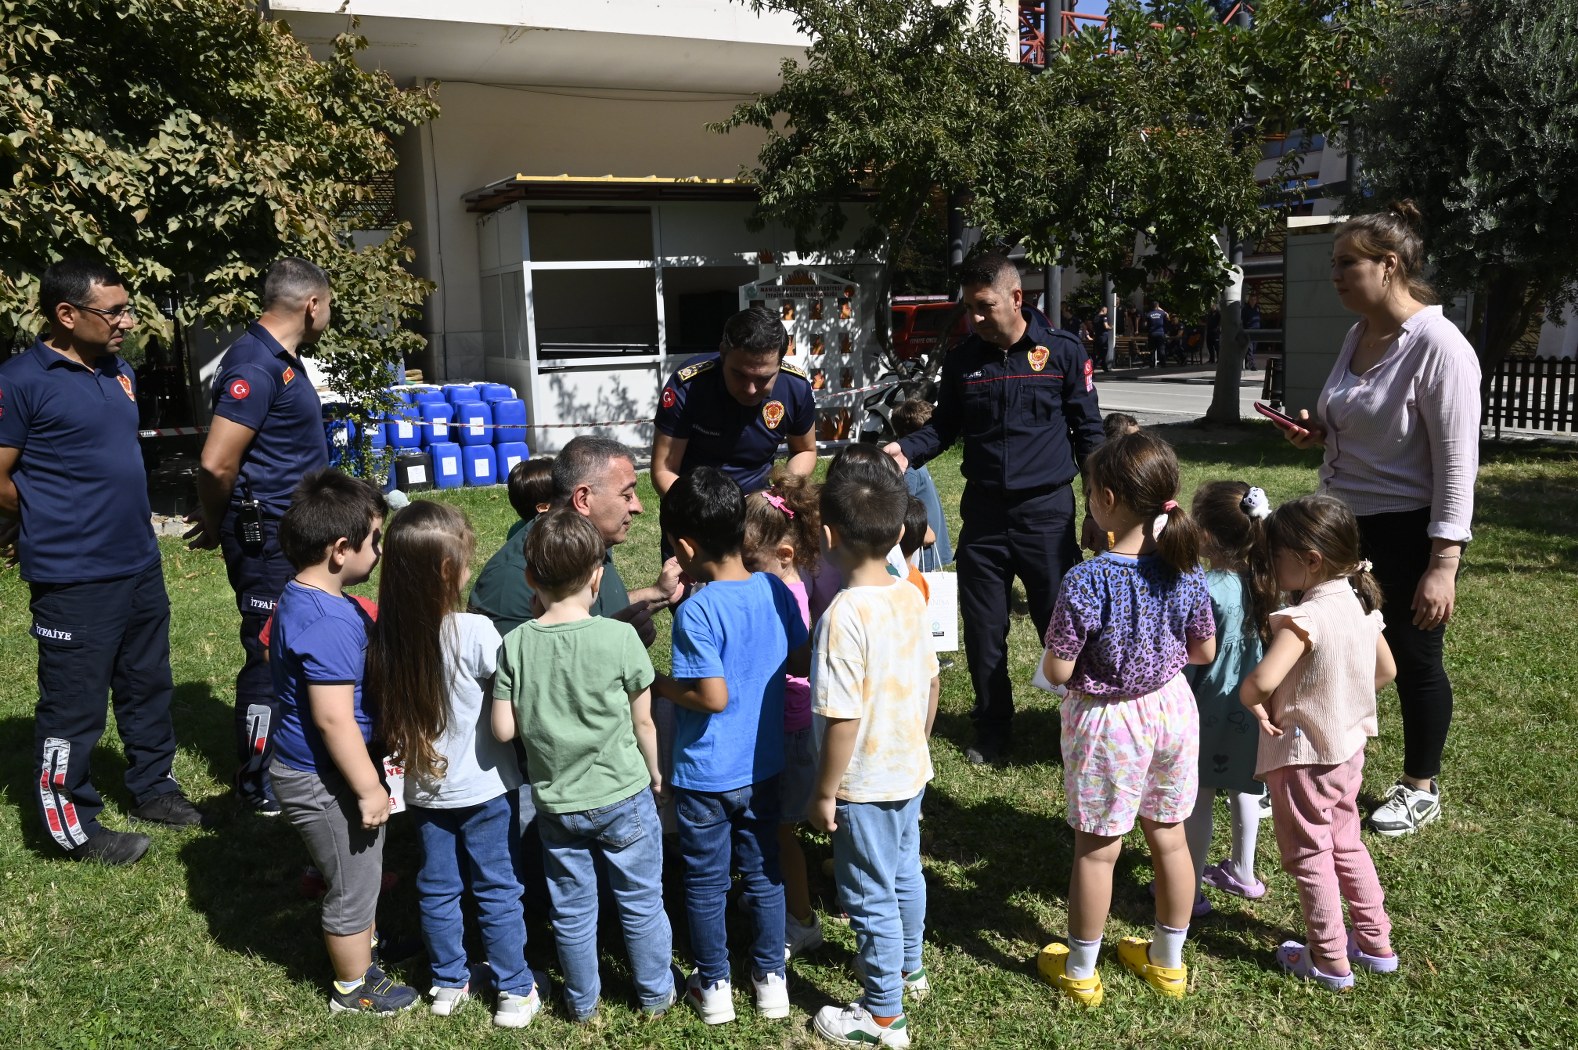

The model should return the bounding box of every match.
[1346,929,1399,973]
[1202,861,1267,900]
[1276,941,1355,991]
[1147,879,1212,918]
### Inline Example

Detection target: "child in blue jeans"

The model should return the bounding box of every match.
[491,508,673,1020]
[654,467,809,1025]
[808,452,940,1048]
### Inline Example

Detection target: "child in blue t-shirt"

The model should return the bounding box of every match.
[890,399,952,570]
[654,467,809,1027]
[268,470,417,1017]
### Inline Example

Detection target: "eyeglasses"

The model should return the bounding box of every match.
[70,302,138,324]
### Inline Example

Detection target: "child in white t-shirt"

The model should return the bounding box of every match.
[808,452,940,1048]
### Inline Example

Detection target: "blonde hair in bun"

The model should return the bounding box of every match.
[1337,199,1437,304]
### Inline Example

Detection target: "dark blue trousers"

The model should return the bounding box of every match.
[955,483,1080,745]
[30,561,180,851]
[219,512,292,806]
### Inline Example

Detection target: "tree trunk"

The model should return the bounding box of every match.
[1206,238,1246,423]
[1476,268,1543,403]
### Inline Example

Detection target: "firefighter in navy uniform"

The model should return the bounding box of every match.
[886,254,1105,765]
[0,260,203,866]
[650,305,819,499]
[185,258,331,815]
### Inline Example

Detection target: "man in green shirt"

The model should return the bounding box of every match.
[469,436,681,643]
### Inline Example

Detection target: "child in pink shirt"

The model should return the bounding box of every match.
[1241,494,1400,990]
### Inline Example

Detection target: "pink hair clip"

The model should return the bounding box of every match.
[764,491,794,518]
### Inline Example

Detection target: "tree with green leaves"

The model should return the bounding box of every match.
[1344,0,1578,384]
[715,0,1382,420]
[1,0,438,428]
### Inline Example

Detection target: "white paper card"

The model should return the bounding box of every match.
[383,757,406,815]
[923,571,959,652]
[406,464,427,484]
[442,458,458,476]
[1029,650,1068,697]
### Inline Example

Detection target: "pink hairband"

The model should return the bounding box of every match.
[764,492,794,518]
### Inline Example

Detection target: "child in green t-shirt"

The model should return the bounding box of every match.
[491,508,674,1020]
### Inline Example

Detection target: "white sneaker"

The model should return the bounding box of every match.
[785,912,826,960]
[752,970,790,1019]
[428,984,470,1016]
[852,955,931,1000]
[1370,780,1441,837]
[685,971,736,1025]
[813,1002,910,1047]
[493,987,541,1029]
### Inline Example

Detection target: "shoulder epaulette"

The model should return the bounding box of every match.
[778,358,809,380]
[676,359,716,383]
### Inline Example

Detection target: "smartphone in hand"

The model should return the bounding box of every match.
[1254,401,1310,438]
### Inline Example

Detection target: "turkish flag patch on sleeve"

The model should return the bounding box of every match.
[1084,358,1094,392]
[228,378,251,401]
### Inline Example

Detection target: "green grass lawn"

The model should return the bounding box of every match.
[1,423,1575,1049]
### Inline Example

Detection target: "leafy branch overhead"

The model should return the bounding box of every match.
[0,0,438,416]
[715,0,1383,314]
[1344,0,1578,376]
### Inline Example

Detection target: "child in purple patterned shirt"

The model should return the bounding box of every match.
[1034,431,1217,1007]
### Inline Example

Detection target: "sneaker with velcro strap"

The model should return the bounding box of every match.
[329,964,420,1016]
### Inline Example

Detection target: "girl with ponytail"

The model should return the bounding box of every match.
[1241,494,1399,991]
[1181,481,1280,917]
[1034,431,1217,1005]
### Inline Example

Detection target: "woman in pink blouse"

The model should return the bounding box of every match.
[1286,200,1480,838]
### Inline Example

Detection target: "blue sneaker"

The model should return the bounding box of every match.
[329,964,420,1015]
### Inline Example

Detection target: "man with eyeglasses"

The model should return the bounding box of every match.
[0,259,204,866]
[185,257,332,817]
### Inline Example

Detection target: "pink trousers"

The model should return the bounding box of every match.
[1264,749,1393,964]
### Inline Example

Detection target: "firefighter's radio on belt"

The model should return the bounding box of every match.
[236,478,265,557]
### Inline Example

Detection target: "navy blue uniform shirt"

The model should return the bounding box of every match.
[897,310,1104,493]
[1146,308,1169,337]
[210,322,327,514]
[0,340,159,583]
[654,352,815,494]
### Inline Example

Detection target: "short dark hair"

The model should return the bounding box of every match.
[900,496,929,560]
[720,306,788,358]
[822,459,907,561]
[278,469,387,570]
[40,259,125,321]
[552,436,634,502]
[660,465,745,559]
[890,397,933,438]
[1102,412,1141,438]
[958,253,1020,290]
[507,456,555,522]
[525,507,605,598]
[825,441,901,485]
[262,257,330,310]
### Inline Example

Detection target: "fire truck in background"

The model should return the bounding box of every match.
[856,296,969,443]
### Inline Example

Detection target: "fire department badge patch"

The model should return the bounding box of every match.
[117,375,135,401]
[281,366,296,385]
[1084,358,1095,392]
[762,400,785,430]
[1029,346,1050,372]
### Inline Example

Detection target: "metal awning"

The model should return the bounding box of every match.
[463,173,879,213]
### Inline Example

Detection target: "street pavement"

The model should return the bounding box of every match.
[1093,363,1266,425]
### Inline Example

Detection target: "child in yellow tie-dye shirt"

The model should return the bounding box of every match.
[808,452,940,1049]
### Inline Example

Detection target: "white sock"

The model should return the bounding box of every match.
[1229,792,1262,884]
[1066,936,1102,979]
[1183,787,1217,890]
[1150,923,1188,969]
